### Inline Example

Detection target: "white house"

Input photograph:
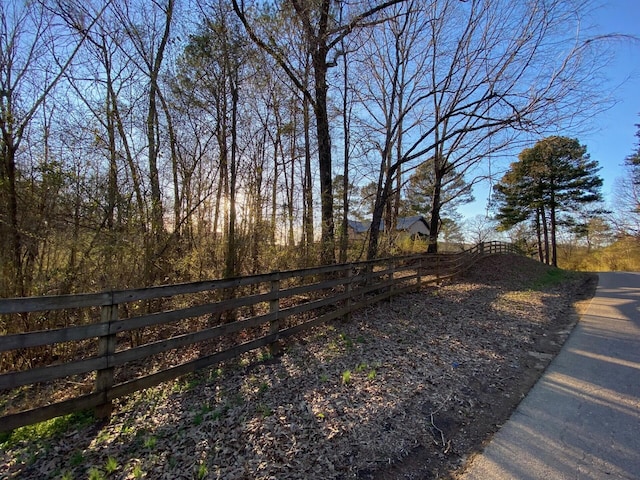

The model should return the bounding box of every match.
[347,216,430,239]
[395,215,430,237]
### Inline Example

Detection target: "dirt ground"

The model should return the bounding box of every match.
[369,258,597,480]
[1,254,598,480]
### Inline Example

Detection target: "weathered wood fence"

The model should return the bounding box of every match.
[0,241,519,432]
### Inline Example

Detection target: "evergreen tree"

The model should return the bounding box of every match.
[494,136,603,266]
[404,159,474,219]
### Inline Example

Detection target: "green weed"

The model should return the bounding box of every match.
[172,374,204,393]
[70,451,85,466]
[530,268,569,290]
[196,462,208,480]
[355,362,368,373]
[256,403,273,418]
[143,435,157,449]
[339,333,354,349]
[132,464,144,479]
[120,420,136,436]
[0,410,94,449]
[258,350,273,362]
[229,393,245,407]
[88,467,105,480]
[211,408,225,421]
[193,404,212,426]
[94,428,112,444]
[342,370,352,385]
[104,456,118,475]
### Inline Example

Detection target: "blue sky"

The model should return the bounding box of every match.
[461,0,640,221]
[583,0,640,202]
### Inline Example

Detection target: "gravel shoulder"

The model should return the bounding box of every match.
[1,254,598,480]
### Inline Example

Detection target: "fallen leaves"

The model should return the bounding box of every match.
[1,255,594,480]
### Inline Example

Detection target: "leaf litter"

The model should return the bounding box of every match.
[1,255,597,479]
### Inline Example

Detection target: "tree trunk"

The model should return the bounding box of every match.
[1,141,24,296]
[550,193,558,267]
[392,85,403,242]
[270,134,279,247]
[339,40,350,264]
[427,164,445,254]
[156,89,180,237]
[384,147,394,252]
[109,79,144,220]
[251,132,265,274]
[302,93,314,259]
[147,88,163,240]
[283,119,295,248]
[340,166,349,264]
[535,207,544,263]
[225,72,239,278]
[106,85,118,232]
[540,205,550,265]
[367,196,386,261]
[367,168,394,260]
[312,49,335,265]
[218,121,229,268]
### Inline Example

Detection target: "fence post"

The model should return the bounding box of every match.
[388,258,395,299]
[269,274,280,354]
[95,295,117,419]
[345,266,353,321]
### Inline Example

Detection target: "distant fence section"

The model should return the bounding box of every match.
[0,241,519,432]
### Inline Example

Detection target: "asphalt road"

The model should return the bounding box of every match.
[459,272,640,480]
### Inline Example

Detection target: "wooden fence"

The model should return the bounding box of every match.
[0,241,519,432]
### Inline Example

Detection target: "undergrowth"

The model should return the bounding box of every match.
[0,410,94,449]
[529,267,573,290]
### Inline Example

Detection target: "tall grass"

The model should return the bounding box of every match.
[559,237,640,272]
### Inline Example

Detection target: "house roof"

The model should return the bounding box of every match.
[396,215,430,232]
[347,219,371,233]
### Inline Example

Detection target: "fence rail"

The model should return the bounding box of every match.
[0,241,519,432]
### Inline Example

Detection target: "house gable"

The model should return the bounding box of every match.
[396,215,430,236]
[347,216,430,237]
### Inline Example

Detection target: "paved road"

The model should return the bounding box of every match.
[460,272,640,480]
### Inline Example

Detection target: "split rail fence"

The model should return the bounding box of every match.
[0,241,519,432]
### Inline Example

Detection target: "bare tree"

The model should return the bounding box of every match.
[610,121,640,236]
[0,1,107,296]
[610,175,640,236]
[465,214,497,246]
[116,0,174,244]
[56,0,180,285]
[232,0,405,265]
[357,0,612,258]
[352,1,433,259]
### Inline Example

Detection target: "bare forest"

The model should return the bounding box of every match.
[0,0,611,309]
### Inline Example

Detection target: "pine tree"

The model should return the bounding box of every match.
[404,160,474,219]
[494,136,603,266]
